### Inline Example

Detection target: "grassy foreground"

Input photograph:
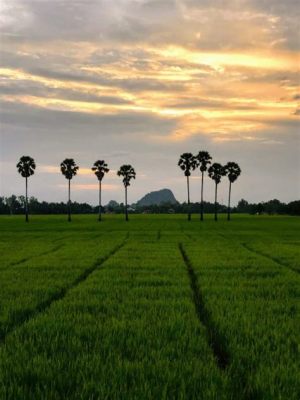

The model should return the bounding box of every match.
[0,214,299,399]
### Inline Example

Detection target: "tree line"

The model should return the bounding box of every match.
[16,156,135,222]
[16,151,239,222]
[10,153,299,221]
[1,196,299,216]
[178,151,241,221]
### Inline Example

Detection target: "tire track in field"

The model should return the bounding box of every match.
[0,238,127,344]
[51,235,72,243]
[218,233,300,275]
[241,243,299,275]
[157,230,161,240]
[185,233,196,241]
[178,243,230,370]
[179,243,257,400]
[3,245,64,270]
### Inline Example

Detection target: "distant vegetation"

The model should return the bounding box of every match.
[16,156,36,222]
[60,158,79,222]
[13,152,240,221]
[11,153,298,220]
[117,164,136,221]
[0,196,299,215]
[178,151,241,221]
[92,160,109,221]
[15,156,136,222]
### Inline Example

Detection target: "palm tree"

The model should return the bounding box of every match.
[16,156,36,222]
[178,153,198,221]
[117,165,136,221]
[224,162,241,221]
[60,158,79,222]
[208,163,226,221]
[196,150,212,221]
[92,160,109,221]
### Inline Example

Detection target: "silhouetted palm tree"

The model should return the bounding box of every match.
[60,158,79,222]
[16,156,36,222]
[225,162,241,221]
[92,160,109,221]
[208,163,226,221]
[117,165,136,221]
[196,150,212,221]
[178,153,198,221]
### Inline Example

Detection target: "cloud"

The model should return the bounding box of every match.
[0,82,133,105]
[0,99,177,135]
[40,165,92,175]
[58,183,119,191]
[1,0,299,204]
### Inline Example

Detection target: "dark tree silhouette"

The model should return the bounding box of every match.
[208,163,226,221]
[178,153,198,221]
[92,160,109,221]
[225,162,241,221]
[196,150,212,221]
[117,165,136,221]
[60,158,79,222]
[16,156,36,222]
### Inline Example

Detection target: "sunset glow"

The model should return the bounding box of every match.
[1,0,299,203]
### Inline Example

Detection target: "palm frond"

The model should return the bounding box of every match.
[60,158,79,180]
[16,156,36,178]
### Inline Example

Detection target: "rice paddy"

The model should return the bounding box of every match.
[0,214,299,399]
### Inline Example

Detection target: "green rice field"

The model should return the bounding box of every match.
[0,214,299,399]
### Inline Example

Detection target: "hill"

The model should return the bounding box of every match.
[136,188,177,206]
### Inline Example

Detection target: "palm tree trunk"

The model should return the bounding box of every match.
[187,175,191,221]
[227,181,232,221]
[200,171,204,221]
[25,177,28,222]
[98,180,102,221]
[214,182,218,221]
[125,185,128,221]
[68,179,71,222]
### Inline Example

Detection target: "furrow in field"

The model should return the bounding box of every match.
[185,233,196,241]
[0,241,62,271]
[184,235,300,400]
[51,235,72,243]
[179,243,230,370]
[0,239,126,344]
[241,242,300,275]
[157,229,161,240]
[0,241,228,399]
[5,245,64,269]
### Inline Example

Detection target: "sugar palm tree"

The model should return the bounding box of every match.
[60,158,79,222]
[196,150,212,221]
[117,165,136,221]
[92,160,109,221]
[224,162,241,221]
[16,156,36,222]
[178,153,198,221]
[208,163,226,221]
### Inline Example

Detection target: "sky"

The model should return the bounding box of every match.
[0,0,299,206]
